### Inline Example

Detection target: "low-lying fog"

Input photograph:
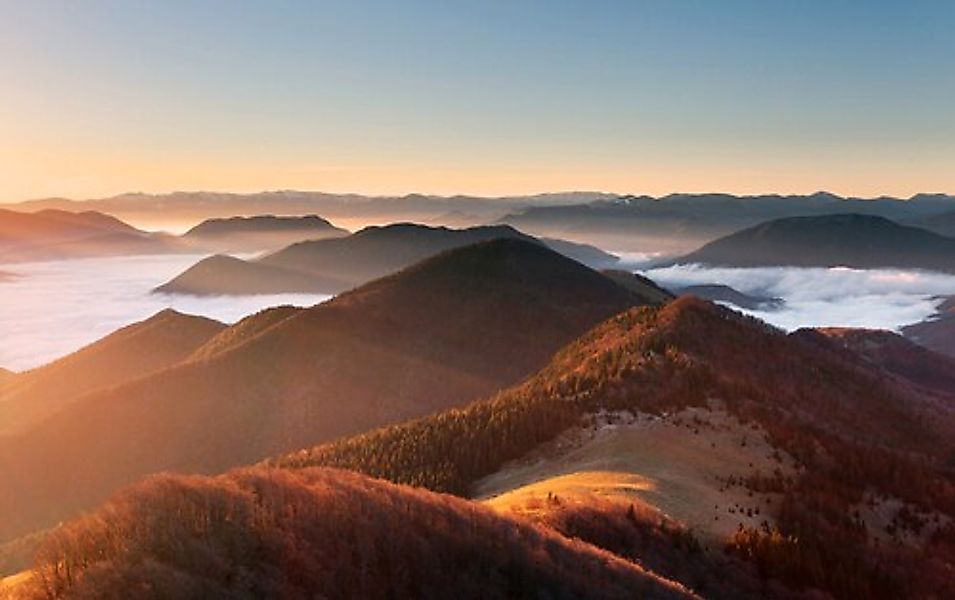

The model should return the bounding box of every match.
[0,255,330,372]
[2,253,953,373]
[643,264,955,332]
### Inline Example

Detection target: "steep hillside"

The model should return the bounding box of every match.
[0,239,654,544]
[902,296,955,358]
[280,298,955,598]
[182,214,348,252]
[0,310,224,435]
[0,209,179,263]
[6,468,693,600]
[600,270,675,305]
[673,214,955,272]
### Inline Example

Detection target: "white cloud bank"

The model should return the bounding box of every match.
[642,264,955,332]
[0,255,329,372]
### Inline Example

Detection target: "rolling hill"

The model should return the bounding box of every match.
[279,297,955,598]
[672,213,955,272]
[4,467,693,600]
[0,239,658,544]
[154,254,347,295]
[181,214,348,252]
[158,223,620,296]
[0,310,225,435]
[0,209,180,263]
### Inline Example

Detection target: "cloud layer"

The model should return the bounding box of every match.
[0,255,329,372]
[643,264,955,332]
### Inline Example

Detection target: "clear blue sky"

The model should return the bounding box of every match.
[1,0,953,199]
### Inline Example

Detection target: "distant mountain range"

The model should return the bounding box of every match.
[3,190,617,231]
[156,223,620,296]
[499,192,955,253]
[181,214,348,252]
[0,209,180,263]
[0,238,658,544]
[5,190,955,254]
[672,213,955,272]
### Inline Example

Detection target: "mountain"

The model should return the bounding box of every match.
[673,284,783,311]
[181,214,348,252]
[279,297,955,599]
[154,254,347,295]
[540,237,619,268]
[672,214,955,272]
[0,310,225,435]
[5,190,618,232]
[499,192,955,254]
[903,209,955,237]
[600,270,675,305]
[6,468,693,600]
[902,296,955,358]
[158,223,616,296]
[0,239,657,544]
[0,209,181,263]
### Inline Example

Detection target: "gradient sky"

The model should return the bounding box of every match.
[1,0,953,200]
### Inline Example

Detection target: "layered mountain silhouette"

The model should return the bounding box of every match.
[904,209,955,237]
[181,214,348,252]
[672,213,955,272]
[0,310,225,435]
[0,209,181,263]
[0,239,657,544]
[500,192,955,253]
[281,297,955,598]
[157,223,619,296]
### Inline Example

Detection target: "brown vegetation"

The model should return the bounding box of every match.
[14,468,694,600]
[278,297,955,598]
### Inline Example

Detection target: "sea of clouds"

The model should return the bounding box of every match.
[0,255,330,372]
[2,254,954,373]
[642,264,955,332]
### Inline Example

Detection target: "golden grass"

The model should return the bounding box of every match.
[476,406,796,545]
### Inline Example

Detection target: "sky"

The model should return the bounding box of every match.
[1,0,953,200]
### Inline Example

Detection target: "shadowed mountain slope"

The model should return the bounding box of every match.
[280,297,955,598]
[0,239,655,544]
[673,214,955,272]
[9,467,693,600]
[157,223,620,296]
[0,310,225,436]
[155,254,346,295]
